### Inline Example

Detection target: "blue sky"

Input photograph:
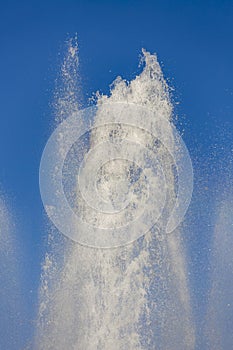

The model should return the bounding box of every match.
[0,0,233,348]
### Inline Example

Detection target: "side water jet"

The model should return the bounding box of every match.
[0,195,25,349]
[205,190,233,350]
[36,40,195,349]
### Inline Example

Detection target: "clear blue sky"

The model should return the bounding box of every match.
[0,0,233,348]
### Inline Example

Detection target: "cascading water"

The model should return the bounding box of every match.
[35,39,195,349]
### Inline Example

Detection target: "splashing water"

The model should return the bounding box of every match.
[35,40,195,349]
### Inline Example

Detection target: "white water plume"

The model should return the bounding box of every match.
[36,40,195,349]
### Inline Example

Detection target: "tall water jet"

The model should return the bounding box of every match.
[36,39,195,349]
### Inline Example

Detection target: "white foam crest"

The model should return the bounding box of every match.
[98,49,172,119]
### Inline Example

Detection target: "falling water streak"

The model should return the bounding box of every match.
[205,192,233,350]
[36,40,195,349]
[53,35,81,123]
